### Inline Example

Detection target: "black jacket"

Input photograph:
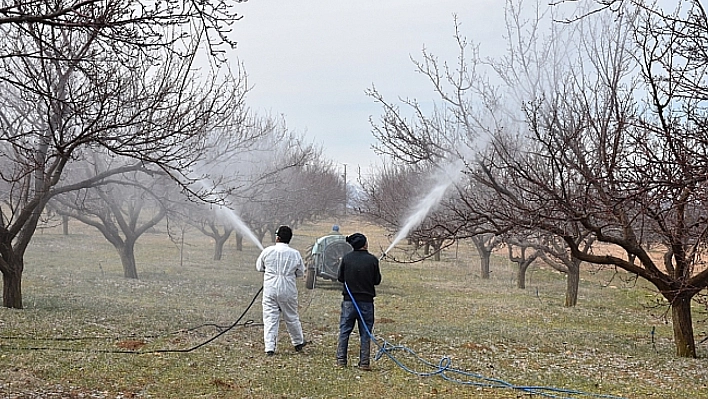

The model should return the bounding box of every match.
[338,249,381,303]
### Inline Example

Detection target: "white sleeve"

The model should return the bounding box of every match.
[294,252,305,278]
[256,250,266,272]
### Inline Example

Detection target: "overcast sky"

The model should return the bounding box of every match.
[230,0,507,175]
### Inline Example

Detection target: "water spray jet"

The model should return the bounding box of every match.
[190,176,264,251]
[215,207,264,251]
[384,160,464,255]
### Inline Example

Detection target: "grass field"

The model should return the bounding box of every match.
[1,218,707,398]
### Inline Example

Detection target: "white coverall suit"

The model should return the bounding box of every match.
[256,242,306,353]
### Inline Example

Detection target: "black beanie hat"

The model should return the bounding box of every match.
[346,233,367,250]
[276,225,293,243]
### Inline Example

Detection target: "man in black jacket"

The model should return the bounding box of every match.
[336,233,382,370]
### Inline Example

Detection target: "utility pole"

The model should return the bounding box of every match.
[342,163,347,215]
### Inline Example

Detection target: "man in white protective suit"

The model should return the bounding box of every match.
[255,225,307,356]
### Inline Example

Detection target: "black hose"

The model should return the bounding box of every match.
[0,286,264,355]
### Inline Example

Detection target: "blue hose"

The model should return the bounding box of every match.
[344,283,626,399]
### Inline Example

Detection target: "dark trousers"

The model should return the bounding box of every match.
[336,300,374,366]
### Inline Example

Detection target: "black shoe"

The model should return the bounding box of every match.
[266,351,274,356]
[294,341,308,352]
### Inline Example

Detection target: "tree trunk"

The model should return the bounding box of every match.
[118,243,139,279]
[671,295,696,358]
[480,251,491,279]
[472,235,496,279]
[2,266,23,309]
[431,239,442,261]
[516,264,527,289]
[213,240,224,260]
[213,234,229,261]
[236,235,243,251]
[62,215,69,235]
[565,263,580,307]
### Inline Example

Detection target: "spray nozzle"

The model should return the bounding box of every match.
[379,252,387,261]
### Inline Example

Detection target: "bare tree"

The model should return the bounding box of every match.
[476,1,708,357]
[51,158,170,279]
[182,201,235,260]
[358,163,464,261]
[0,9,248,308]
[161,113,281,260]
[0,0,244,61]
[535,232,595,307]
[368,0,708,357]
[190,121,347,250]
[0,1,101,25]
[358,164,426,242]
[468,233,500,279]
[504,235,541,289]
[247,142,346,234]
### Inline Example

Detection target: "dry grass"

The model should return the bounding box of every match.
[0,218,707,398]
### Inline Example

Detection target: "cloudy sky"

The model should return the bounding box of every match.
[230,1,511,174]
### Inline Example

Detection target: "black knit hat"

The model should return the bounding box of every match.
[346,233,367,250]
[276,225,293,243]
